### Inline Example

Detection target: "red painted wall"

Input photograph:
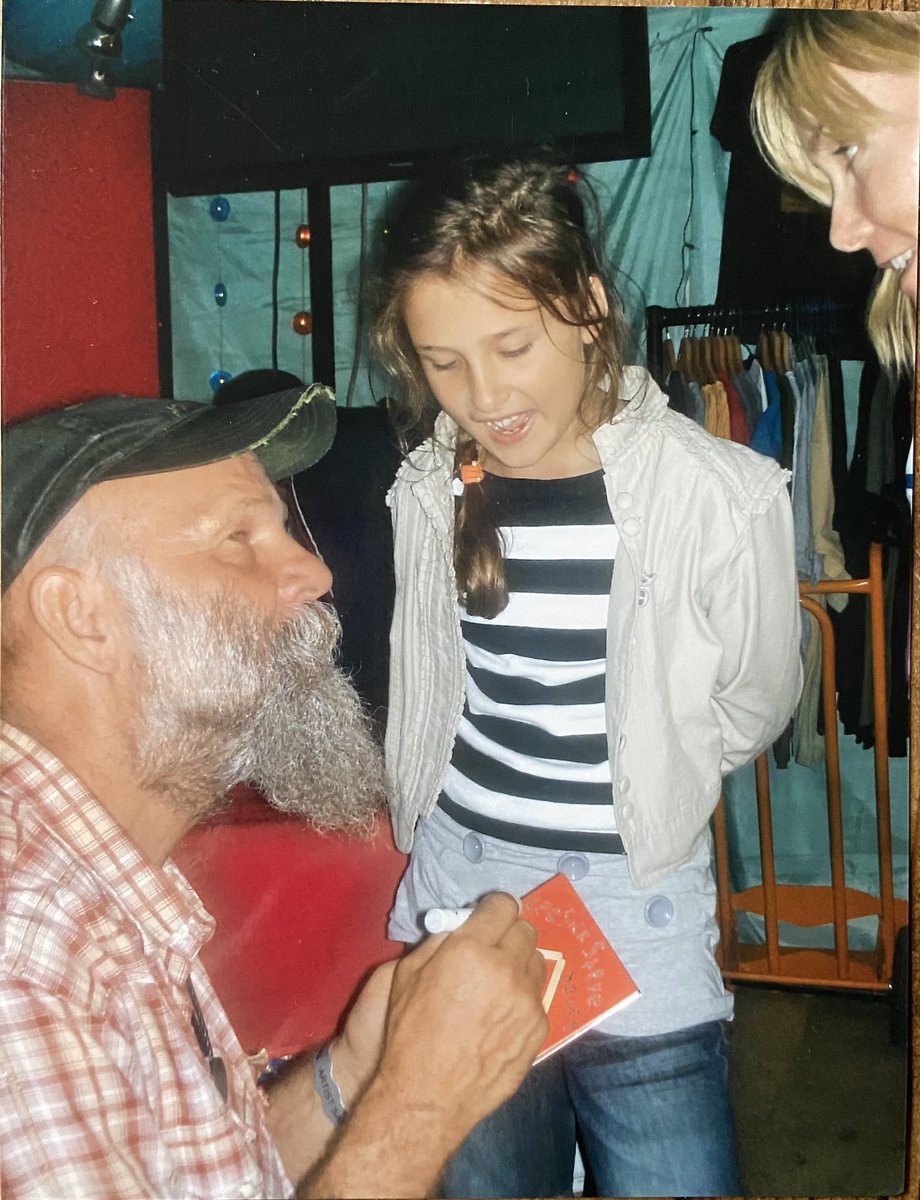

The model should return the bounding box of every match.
[1,81,159,422]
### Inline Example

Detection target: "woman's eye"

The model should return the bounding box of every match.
[229,529,250,543]
[428,359,457,373]
[501,343,532,359]
[834,143,858,162]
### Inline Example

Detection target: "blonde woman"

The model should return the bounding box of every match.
[752,10,919,376]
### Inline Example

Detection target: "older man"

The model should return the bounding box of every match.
[0,385,548,1199]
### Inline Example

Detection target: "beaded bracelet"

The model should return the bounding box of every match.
[313,1039,347,1127]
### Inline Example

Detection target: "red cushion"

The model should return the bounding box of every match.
[173,786,407,1057]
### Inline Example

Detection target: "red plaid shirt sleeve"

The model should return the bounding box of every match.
[0,725,293,1199]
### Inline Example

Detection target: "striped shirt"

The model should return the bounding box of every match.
[440,469,621,852]
[0,724,291,1200]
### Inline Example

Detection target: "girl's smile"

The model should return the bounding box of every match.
[482,410,534,440]
[404,266,603,479]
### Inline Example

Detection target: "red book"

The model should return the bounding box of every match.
[520,873,640,1063]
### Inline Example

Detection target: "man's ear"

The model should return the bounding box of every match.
[27,567,122,674]
[581,275,610,345]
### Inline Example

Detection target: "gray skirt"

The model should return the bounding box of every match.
[389,805,732,1038]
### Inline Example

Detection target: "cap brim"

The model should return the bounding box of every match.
[113,383,337,482]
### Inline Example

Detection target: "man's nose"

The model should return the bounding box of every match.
[279,544,334,609]
[828,195,874,254]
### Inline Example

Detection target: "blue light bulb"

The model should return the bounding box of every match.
[209,196,231,222]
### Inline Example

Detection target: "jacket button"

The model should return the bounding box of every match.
[463,832,485,863]
[557,853,590,881]
[620,802,635,820]
[615,491,634,509]
[644,895,674,928]
[618,776,631,795]
[617,734,627,752]
[621,516,641,537]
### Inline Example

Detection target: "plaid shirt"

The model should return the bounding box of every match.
[0,724,292,1199]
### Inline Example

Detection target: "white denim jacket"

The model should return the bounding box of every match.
[385,367,803,888]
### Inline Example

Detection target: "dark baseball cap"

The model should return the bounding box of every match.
[1,384,337,591]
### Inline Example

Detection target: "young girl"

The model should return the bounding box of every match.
[373,159,802,1199]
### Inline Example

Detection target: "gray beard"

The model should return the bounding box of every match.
[108,557,385,835]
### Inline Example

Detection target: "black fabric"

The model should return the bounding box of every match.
[775,372,796,474]
[458,711,609,768]
[291,405,402,729]
[484,468,613,525]
[504,557,614,595]
[466,661,607,708]
[462,621,606,662]
[830,355,912,756]
[449,738,613,806]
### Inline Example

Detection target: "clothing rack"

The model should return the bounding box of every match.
[645,300,869,387]
[645,299,906,1007]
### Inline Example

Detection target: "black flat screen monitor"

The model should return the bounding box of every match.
[158,0,651,194]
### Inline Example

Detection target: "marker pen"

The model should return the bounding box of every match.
[423,906,474,934]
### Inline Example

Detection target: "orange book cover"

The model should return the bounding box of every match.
[520,873,639,1063]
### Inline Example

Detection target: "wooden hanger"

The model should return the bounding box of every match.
[677,335,698,382]
[769,329,790,375]
[713,335,729,378]
[757,330,773,373]
[699,335,717,385]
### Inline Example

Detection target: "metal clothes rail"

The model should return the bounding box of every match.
[711,544,907,993]
[645,300,869,386]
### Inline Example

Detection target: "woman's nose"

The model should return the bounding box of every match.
[828,194,874,254]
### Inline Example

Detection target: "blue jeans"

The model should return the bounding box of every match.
[439,1021,740,1198]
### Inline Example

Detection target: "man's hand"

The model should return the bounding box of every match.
[379,892,548,1130]
[300,892,548,1198]
[331,958,398,1106]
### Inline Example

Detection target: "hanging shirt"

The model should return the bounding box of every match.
[439,470,622,852]
[0,724,291,1200]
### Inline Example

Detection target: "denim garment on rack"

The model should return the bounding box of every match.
[750,370,782,462]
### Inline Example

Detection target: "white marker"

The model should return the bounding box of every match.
[423,906,474,934]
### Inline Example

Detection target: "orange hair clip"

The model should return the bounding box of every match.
[459,460,485,485]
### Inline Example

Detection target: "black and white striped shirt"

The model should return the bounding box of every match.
[439,469,622,851]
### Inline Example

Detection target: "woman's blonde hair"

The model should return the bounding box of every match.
[752,12,920,373]
[371,158,628,617]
